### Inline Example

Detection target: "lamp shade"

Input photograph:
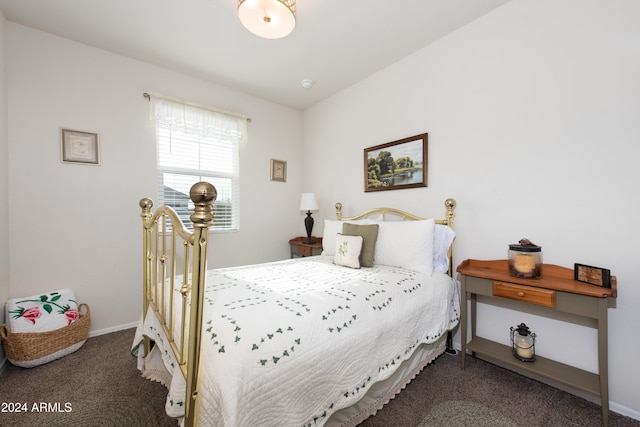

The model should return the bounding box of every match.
[299,193,318,211]
[238,0,296,39]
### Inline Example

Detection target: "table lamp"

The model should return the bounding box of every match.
[299,193,318,244]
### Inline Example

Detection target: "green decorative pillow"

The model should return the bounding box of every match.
[342,223,379,267]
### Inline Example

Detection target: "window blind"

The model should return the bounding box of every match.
[149,95,246,232]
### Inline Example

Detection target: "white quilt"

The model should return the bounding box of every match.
[134,255,459,426]
[6,288,80,333]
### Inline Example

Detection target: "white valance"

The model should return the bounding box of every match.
[147,93,248,144]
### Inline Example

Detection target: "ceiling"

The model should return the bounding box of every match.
[0,0,511,110]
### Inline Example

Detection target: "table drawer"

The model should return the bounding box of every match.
[493,281,556,308]
[294,245,313,256]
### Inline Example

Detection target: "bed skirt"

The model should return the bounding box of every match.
[327,335,447,426]
[133,316,447,426]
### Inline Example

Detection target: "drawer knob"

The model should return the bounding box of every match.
[517,291,525,297]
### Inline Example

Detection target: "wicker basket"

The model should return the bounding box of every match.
[0,303,90,368]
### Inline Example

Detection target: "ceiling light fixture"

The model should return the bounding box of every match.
[238,0,296,39]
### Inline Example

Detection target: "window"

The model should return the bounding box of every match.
[149,95,247,232]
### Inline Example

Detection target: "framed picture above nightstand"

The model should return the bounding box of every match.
[271,159,287,182]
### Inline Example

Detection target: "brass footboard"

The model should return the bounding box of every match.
[139,182,217,427]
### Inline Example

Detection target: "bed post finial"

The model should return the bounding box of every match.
[139,197,153,216]
[444,198,456,228]
[335,202,343,220]
[189,182,217,227]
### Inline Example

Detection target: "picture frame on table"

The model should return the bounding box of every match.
[61,128,100,165]
[574,263,611,288]
[364,133,427,192]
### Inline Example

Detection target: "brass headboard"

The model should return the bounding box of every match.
[334,198,457,274]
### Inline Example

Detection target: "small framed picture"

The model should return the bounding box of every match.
[270,159,286,182]
[574,263,611,288]
[61,128,100,165]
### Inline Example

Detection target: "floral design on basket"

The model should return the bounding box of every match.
[9,292,79,326]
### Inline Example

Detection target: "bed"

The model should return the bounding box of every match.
[133,181,459,426]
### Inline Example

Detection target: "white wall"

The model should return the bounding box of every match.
[0,10,9,365]
[4,0,639,419]
[6,23,304,335]
[303,0,640,418]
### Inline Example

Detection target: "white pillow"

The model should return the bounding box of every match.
[369,215,453,274]
[373,219,435,275]
[322,219,372,255]
[334,234,363,269]
[433,224,456,274]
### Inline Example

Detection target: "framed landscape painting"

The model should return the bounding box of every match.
[364,133,427,192]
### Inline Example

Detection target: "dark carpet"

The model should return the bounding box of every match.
[0,328,638,426]
[416,400,517,427]
[0,328,175,427]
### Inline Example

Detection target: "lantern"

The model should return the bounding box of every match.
[510,323,536,362]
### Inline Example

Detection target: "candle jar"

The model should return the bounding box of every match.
[508,240,542,279]
[510,323,536,362]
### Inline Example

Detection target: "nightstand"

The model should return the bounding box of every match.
[288,237,323,258]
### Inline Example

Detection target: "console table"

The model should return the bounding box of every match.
[457,259,617,426]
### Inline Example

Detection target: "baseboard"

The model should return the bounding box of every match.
[610,402,640,422]
[88,321,139,338]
